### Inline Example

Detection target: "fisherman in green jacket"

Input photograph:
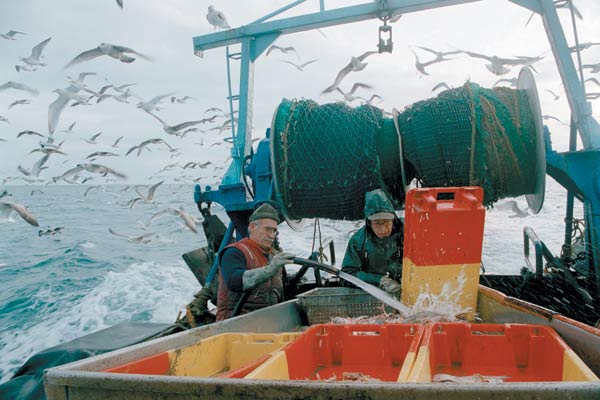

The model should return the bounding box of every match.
[342,189,404,297]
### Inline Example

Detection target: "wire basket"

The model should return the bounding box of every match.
[296,287,384,325]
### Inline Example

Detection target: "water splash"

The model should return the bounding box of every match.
[408,266,473,321]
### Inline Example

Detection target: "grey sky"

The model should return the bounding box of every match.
[0,0,599,183]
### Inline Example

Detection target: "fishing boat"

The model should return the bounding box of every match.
[4,0,600,399]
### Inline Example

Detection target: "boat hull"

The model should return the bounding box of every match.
[44,286,600,400]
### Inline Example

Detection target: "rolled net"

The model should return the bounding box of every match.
[271,82,541,220]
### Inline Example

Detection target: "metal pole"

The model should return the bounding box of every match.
[251,0,308,24]
[563,117,578,257]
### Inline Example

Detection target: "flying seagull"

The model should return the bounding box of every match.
[0,201,39,226]
[207,6,231,31]
[266,45,300,59]
[1,30,26,40]
[65,43,153,69]
[321,51,378,94]
[336,82,373,102]
[8,99,31,109]
[495,200,530,218]
[460,50,543,75]
[0,81,39,96]
[19,37,51,67]
[282,59,318,72]
[108,228,155,244]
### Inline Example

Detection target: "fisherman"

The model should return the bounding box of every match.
[216,203,295,321]
[342,189,404,297]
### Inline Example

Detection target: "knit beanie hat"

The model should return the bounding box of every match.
[249,203,281,224]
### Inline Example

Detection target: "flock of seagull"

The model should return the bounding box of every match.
[1,1,599,240]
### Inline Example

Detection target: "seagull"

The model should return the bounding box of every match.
[0,201,39,226]
[108,228,155,244]
[148,113,208,137]
[126,138,174,156]
[19,37,51,67]
[84,132,102,144]
[151,207,199,233]
[0,81,39,96]
[8,99,31,109]
[460,50,544,75]
[282,59,318,72]
[587,92,600,100]
[495,200,530,218]
[83,185,102,197]
[18,154,49,177]
[136,92,174,113]
[585,77,600,88]
[410,47,458,76]
[53,163,127,182]
[62,121,77,133]
[86,151,119,159]
[110,136,124,148]
[204,107,223,115]
[207,6,231,31]
[115,0,123,9]
[133,180,164,203]
[432,82,451,92]
[0,116,8,123]
[1,30,26,40]
[170,96,197,104]
[415,46,461,62]
[16,130,44,139]
[335,82,373,102]
[493,77,518,88]
[582,63,600,74]
[65,43,153,69]
[570,42,600,52]
[48,87,86,134]
[15,64,37,73]
[266,45,300,59]
[322,51,378,94]
[545,89,561,100]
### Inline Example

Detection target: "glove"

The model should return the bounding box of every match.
[243,251,295,291]
[379,275,401,297]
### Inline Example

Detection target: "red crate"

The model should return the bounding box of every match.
[246,324,424,382]
[403,186,485,266]
[408,323,599,382]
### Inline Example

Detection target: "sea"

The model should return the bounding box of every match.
[0,178,582,383]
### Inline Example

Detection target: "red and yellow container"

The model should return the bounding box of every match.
[245,324,424,382]
[104,332,300,378]
[401,187,485,320]
[408,323,599,382]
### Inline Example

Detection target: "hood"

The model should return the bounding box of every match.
[364,189,395,219]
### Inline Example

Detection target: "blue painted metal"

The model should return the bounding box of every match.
[205,221,235,288]
[537,0,600,149]
[546,147,600,289]
[192,0,481,51]
[245,133,273,201]
[192,0,600,287]
[251,0,308,25]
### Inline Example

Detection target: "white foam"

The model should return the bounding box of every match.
[0,260,197,384]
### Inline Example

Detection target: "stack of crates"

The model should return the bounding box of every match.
[401,187,486,321]
[244,323,598,383]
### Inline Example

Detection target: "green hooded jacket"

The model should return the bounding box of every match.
[341,189,404,285]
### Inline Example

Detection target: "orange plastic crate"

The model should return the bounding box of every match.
[246,324,424,382]
[408,323,599,382]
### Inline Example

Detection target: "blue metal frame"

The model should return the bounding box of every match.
[192,0,600,287]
